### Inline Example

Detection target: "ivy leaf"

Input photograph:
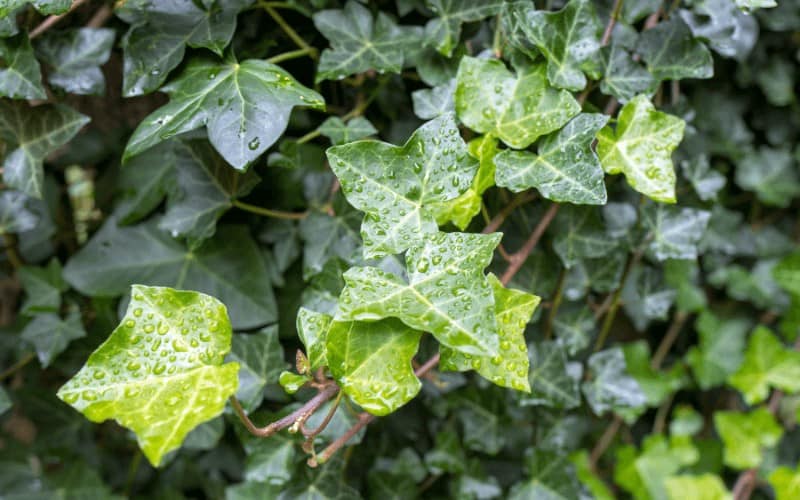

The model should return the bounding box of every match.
[641,204,711,261]
[509,0,602,91]
[582,347,647,416]
[124,57,325,170]
[242,434,295,486]
[619,340,687,423]
[0,34,45,99]
[455,56,580,149]
[159,140,260,243]
[552,303,595,355]
[728,326,800,405]
[735,147,800,208]
[277,456,361,499]
[769,465,800,500]
[313,0,423,82]
[622,265,676,331]
[774,252,800,297]
[0,101,90,198]
[0,0,70,17]
[34,28,115,95]
[521,340,581,409]
[57,285,240,467]
[423,0,504,56]
[327,114,478,259]
[615,435,698,500]
[296,307,332,370]
[21,310,86,368]
[63,218,277,330]
[338,231,502,356]
[598,44,657,103]
[440,274,540,392]
[116,143,177,225]
[298,209,362,280]
[116,0,253,96]
[597,94,686,203]
[714,408,782,470]
[412,79,455,120]
[552,206,618,269]
[327,318,422,415]
[495,113,609,205]
[735,0,776,9]
[686,311,750,390]
[228,326,287,412]
[509,450,583,500]
[0,190,39,233]
[637,17,714,81]
[679,0,759,60]
[19,259,67,314]
[680,155,726,201]
[317,116,377,145]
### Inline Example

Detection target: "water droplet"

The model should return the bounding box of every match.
[491,355,502,366]
[416,259,430,273]
[125,320,135,328]
[144,324,155,333]
[133,308,142,317]
[157,323,169,335]
[82,390,98,401]
[93,370,105,379]
[500,341,511,350]
[153,362,166,375]
[127,361,141,371]
[248,137,260,150]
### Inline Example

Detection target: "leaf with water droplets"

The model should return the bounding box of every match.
[0,34,45,99]
[440,274,539,392]
[508,0,602,91]
[327,113,479,259]
[455,56,580,149]
[124,57,324,170]
[423,0,505,56]
[521,341,582,408]
[326,318,422,416]
[495,113,609,205]
[637,17,714,82]
[0,101,90,198]
[338,231,502,357]
[296,307,332,370]
[34,28,115,95]
[57,285,240,467]
[313,0,423,82]
[597,95,685,203]
[317,116,377,145]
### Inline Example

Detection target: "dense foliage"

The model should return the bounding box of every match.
[1,0,799,498]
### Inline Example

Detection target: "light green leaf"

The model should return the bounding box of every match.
[338,231,502,356]
[423,0,504,56]
[296,307,332,370]
[57,285,240,466]
[641,203,711,261]
[769,464,800,500]
[21,309,85,368]
[279,370,309,394]
[455,56,580,149]
[228,326,287,412]
[0,190,39,234]
[774,252,800,297]
[728,326,800,405]
[619,340,687,423]
[327,318,422,415]
[521,340,581,408]
[510,0,602,90]
[597,94,686,203]
[735,147,800,208]
[63,217,277,330]
[687,311,750,390]
[0,101,90,198]
[0,34,45,99]
[572,450,615,500]
[714,408,782,470]
[34,28,115,95]
[317,116,377,145]
[116,0,253,96]
[124,57,324,170]
[637,17,714,81]
[440,274,539,392]
[496,113,609,204]
[735,0,777,10]
[327,113,478,259]
[313,0,423,82]
[582,347,647,416]
[615,434,698,500]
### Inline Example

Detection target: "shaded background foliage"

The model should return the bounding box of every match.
[1,0,799,498]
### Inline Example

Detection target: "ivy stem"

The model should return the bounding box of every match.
[262,5,319,60]
[544,268,567,340]
[3,234,24,270]
[124,451,142,497]
[593,246,644,352]
[650,311,689,369]
[0,352,36,381]
[266,46,318,65]
[601,0,625,46]
[232,200,308,220]
[482,192,537,234]
[301,391,343,439]
[492,13,504,58]
[231,383,340,438]
[499,203,560,286]
[589,415,622,468]
[29,0,87,38]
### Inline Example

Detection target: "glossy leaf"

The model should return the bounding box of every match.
[598,44,657,103]
[0,0,70,17]
[57,285,240,466]
[552,205,618,268]
[338,231,502,356]
[455,56,580,149]
[680,0,758,60]
[34,28,115,95]
[582,347,647,416]
[714,408,782,470]
[728,326,800,405]
[313,1,423,82]
[680,155,726,201]
[597,94,686,203]
[296,307,332,370]
[423,0,504,56]
[412,79,455,120]
[641,203,711,261]
[495,113,609,205]
[0,101,90,198]
[637,17,714,81]
[327,113,478,259]
[124,57,324,170]
[298,209,362,279]
[0,34,45,99]
[228,326,287,412]
[522,340,581,408]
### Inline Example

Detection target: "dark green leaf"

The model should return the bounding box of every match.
[35,28,115,95]
[522,340,581,409]
[637,17,714,81]
[21,309,85,367]
[582,347,647,416]
[0,34,45,99]
[686,311,750,390]
[228,326,287,412]
[423,0,504,56]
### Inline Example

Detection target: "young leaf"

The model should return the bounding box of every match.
[34,28,115,95]
[327,114,478,259]
[714,408,782,470]
[509,0,602,91]
[0,101,90,198]
[597,94,686,203]
[774,252,800,297]
[57,285,240,467]
[124,57,324,170]
[326,318,423,416]
[440,274,540,392]
[769,465,800,500]
[455,56,580,149]
[495,113,609,205]
[423,0,504,56]
[728,326,800,405]
[338,231,502,356]
[615,435,699,500]
[313,1,423,82]
[0,34,45,99]
[296,307,333,370]
[637,17,714,81]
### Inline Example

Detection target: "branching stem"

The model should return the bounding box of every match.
[263,5,319,60]
[232,200,308,220]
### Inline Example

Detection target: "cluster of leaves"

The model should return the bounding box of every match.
[1,0,799,498]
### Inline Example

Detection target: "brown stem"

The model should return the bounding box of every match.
[601,0,625,46]
[482,192,536,234]
[0,352,36,381]
[499,203,560,286]
[87,4,113,28]
[302,391,343,439]
[3,234,24,270]
[593,247,644,351]
[29,0,88,39]
[589,415,622,468]
[732,469,757,500]
[650,311,689,370]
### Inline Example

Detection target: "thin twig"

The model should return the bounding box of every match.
[481,192,536,234]
[29,0,88,39]
[650,311,689,369]
[231,384,339,438]
[232,200,308,220]
[3,234,24,270]
[499,203,560,286]
[302,391,343,439]
[263,5,319,60]
[601,0,625,46]
[266,46,317,64]
[589,415,622,468]
[593,247,644,351]
[0,352,36,381]
[87,4,113,28]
